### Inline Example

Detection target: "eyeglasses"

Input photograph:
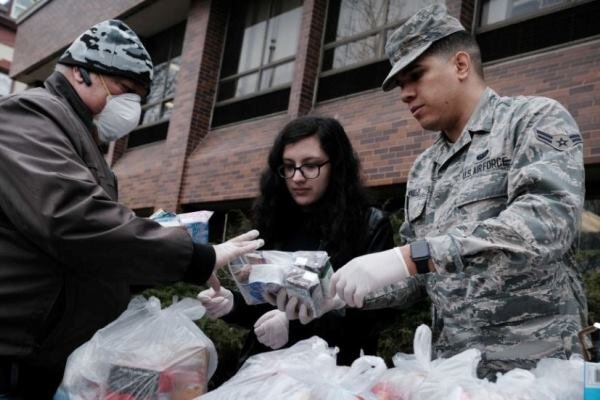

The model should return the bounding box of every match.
[277,160,330,179]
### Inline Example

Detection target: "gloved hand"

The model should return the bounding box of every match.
[276,290,345,325]
[197,287,234,319]
[330,247,410,308]
[213,230,264,270]
[254,309,289,350]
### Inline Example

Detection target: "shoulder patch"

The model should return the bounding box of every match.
[536,129,582,151]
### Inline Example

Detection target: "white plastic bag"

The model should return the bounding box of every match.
[201,336,385,400]
[369,324,584,400]
[55,296,217,400]
[370,324,483,400]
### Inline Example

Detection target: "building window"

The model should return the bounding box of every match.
[127,21,185,148]
[213,0,303,126]
[0,72,11,96]
[480,0,579,26]
[317,0,439,102]
[0,0,12,13]
[10,0,37,19]
[476,0,600,62]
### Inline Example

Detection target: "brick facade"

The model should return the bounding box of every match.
[11,0,147,78]
[11,0,600,211]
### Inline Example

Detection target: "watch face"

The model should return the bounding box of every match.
[411,240,430,260]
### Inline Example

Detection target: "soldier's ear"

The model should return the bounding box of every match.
[453,51,471,81]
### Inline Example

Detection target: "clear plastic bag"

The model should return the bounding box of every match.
[228,250,333,316]
[55,296,217,400]
[201,336,385,400]
[150,209,213,244]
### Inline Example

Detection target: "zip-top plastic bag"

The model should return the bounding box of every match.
[54,296,217,400]
[228,250,333,318]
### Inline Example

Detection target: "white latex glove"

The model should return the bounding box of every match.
[213,230,264,270]
[276,290,345,325]
[197,287,234,319]
[330,247,410,308]
[254,309,289,350]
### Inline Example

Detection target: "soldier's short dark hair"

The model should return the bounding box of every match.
[422,31,484,79]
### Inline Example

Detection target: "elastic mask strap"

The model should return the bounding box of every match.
[99,75,113,100]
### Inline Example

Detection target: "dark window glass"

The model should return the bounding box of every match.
[214,0,303,126]
[477,0,600,62]
[218,0,302,100]
[318,0,438,101]
[480,0,577,27]
[127,21,186,148]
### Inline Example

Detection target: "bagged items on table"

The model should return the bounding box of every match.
[228,250,333,315]
[369,324,584,400]
[201,336,386,400]
[150,209,213,244]
[55,296,217,400]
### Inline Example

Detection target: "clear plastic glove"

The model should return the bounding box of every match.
[197,287,234,319]
[330,247,410,308]
[254,309,289,350]
[276,290,345,325]
[213,230,264,270]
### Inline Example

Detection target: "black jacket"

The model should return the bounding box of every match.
[225,207,395,366]
[0,72,214,370]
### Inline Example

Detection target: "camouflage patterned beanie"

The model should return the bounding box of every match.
[58,19,153,89]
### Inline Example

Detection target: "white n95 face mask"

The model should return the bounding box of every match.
[95,92,142,143]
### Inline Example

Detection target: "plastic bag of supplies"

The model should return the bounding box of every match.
[201,336,386,400]
[54,296,217,400]
[369,324,584,400]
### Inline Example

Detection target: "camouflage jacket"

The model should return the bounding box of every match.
[368,88,587,377]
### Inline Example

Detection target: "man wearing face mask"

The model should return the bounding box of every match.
[0,20,263,399]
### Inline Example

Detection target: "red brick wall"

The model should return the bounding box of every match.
[0,25,15,47]
[22,0,598,210]
[288,0,326,118]
[112,142,164,208]
[485,40,600,165]
[153,0,228,211]
[180,113,291,204]
[173,38,600,205]
[11,0,148,77]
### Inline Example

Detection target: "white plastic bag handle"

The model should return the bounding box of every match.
[414,324,432,368]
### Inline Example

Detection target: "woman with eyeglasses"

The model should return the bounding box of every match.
[198,116,394,367]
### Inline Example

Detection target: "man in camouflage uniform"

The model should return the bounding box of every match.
[330,4,586,379]
[0,20,261,398]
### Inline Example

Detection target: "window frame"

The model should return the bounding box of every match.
[319,0,416,76]
[10,0,36,19]
[474,0,595,34]
[137,56,181,130]
[215,0,303,105]
[125,23,185,149]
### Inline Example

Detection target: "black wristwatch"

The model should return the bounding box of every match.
[410,240,431,274]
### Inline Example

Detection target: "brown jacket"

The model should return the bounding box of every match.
[0,72,214,367]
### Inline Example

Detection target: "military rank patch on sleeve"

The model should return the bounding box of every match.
[536,129,582,151]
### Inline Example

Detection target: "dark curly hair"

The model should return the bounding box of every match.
[253,116,370,264]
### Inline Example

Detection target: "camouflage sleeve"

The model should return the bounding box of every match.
[362,275,428,309]
[426,99,584,273]
[363,211,426,310]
